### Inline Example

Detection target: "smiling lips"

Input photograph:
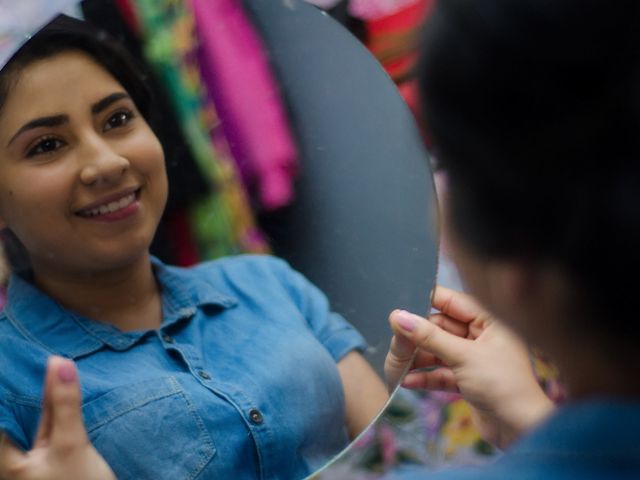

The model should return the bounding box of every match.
[77,189,140,221]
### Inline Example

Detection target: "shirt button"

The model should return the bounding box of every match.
[249,409,264,425]
[161,334,175,344]
[198,370,211,380]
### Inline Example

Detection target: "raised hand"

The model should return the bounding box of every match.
[385,286,554,449]
[0,357,116,480]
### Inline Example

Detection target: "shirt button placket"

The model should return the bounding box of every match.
[198,370,211,380]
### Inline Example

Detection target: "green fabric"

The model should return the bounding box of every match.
[132,0,268,258]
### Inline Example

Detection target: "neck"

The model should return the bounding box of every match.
[542,335,640,401]
[30,253,162,332]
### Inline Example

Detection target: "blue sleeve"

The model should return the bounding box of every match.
[0,389,28,451]
[275,258,369,362]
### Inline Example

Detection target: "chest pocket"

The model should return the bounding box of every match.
[83,376,215,480]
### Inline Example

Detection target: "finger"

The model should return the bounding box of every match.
[385,336,447,374]
[34,357,56,448]
[384,333,416,389]
[0,431,27,479]
[402,367,460,392]
[386,318,416,363]
[410,348,449,369]
[431,285,485,323]
[390,309,469,366]
[47,357,88,451]
[430,313,469,338]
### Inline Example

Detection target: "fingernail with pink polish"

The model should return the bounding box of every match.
[396,310,417,332]
[58,361,77,383]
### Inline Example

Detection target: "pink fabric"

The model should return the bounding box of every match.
[192,0,299,211]
[349,0,423,21]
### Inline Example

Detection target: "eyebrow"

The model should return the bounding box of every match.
[6,92,132,148]
[91,92,130,115]
[7,115,69,147]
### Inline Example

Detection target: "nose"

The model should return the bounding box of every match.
[79,134,130,186]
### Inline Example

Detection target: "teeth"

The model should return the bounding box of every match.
[83,193,136,217]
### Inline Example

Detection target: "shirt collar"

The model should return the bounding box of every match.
[4,256,237,359]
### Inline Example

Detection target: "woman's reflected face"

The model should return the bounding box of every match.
[0,50,167,275]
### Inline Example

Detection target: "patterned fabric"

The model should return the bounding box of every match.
[360,0,434,84]
[130,0,269,259]
[382,400,640,480]
[315,351,565,479]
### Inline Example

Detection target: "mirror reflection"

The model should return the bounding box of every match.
[0,0,437,479]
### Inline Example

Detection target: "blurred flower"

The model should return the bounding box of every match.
[379,424,397,467]
[441,400,483,457]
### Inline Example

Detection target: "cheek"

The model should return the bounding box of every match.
[442,206,492,302]
[0,166,70,232]
[131,131,166,180]
[449,243,485,294]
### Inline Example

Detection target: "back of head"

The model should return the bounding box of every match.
[418,0,640,342]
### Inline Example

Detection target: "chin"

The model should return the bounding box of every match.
[78,241,152,273]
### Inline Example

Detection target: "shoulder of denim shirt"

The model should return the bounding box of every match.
[179,254,304,301]
[188,254,295,284]
[151,254,302,309]
[1,301,19,340]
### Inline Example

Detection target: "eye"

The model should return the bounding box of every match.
[104,110,135,131]
[26,137,66,157]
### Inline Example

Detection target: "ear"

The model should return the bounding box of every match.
[478,261,524,319]
[485,260,568,340]
[486,261,529,311]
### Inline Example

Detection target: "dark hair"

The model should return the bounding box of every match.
[418,0,640,338]
[0,14,154,272]
[0,14,151,118]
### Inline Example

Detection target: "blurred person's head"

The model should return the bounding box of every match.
[419,0,640,395]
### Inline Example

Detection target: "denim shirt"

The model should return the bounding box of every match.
[388,400,640,480]
[0,255,367,480]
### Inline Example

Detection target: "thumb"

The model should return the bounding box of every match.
[46,357,88,450]
[389,310,469,367]
[384,331,417,390]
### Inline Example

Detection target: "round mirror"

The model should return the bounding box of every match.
[0,1,437,478]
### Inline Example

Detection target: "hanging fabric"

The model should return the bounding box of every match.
[114,0,140,33]
[192,0,299,212]
[348,0,426,20]
[349,0,435,124]
[129,0,269,258]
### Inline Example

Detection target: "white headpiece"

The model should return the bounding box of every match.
[0,0,82,70]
